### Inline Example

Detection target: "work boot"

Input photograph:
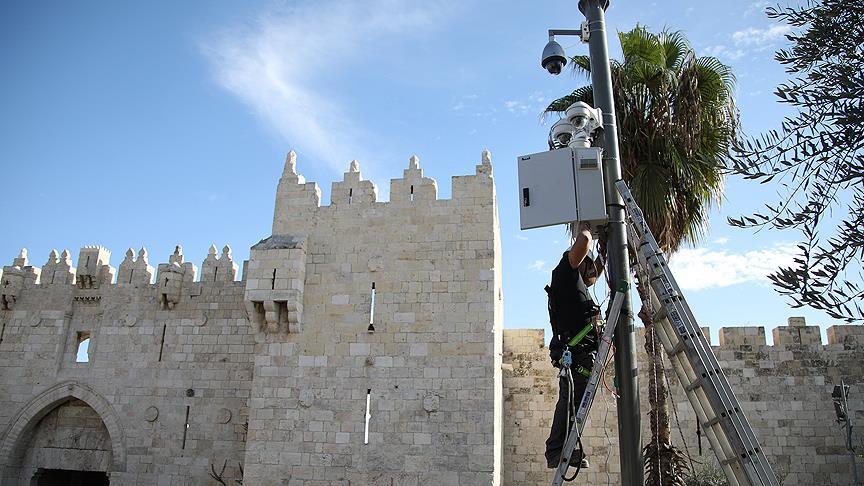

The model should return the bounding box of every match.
[546,449,589,469]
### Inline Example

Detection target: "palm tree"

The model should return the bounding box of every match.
[544,26,738,486]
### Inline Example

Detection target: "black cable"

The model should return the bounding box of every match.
[562,435,584,481]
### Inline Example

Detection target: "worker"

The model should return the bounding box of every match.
[545,221,605,470]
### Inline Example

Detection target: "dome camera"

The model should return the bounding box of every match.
[551,119,574,147]
[541,39,567,75]
[565,101,602,133]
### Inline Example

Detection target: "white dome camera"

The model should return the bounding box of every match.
[550,119,574,148]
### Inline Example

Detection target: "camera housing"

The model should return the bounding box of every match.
[541,39,567,75]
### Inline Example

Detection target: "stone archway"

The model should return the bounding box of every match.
[0,382,126,484]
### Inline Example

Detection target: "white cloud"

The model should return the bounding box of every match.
[527,260,548,272]
[668,243,797,291]
[732,24,792,48]
[701,45,745,61]
[504,100,529,115]
[200,0,452,174]
[505,91,548,116]
[744,1,772,17]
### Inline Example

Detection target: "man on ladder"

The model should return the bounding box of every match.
[545,221,605,470]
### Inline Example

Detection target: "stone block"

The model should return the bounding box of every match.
[719,326,766,347]
[827,325,864,346]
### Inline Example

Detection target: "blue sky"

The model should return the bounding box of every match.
[0,0,836,344]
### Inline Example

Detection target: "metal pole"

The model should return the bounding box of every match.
[841,381,861,486]
[577,0,642,484]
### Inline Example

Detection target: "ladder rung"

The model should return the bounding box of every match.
[685,378,702,392]
[615,180,779,486]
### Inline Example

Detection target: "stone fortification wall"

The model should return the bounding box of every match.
[240,152,503,485]
[0,150,503,486]
[502,320,864,485]
[0,244,253,485]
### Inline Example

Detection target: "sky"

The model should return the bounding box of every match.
[0,0,839,344]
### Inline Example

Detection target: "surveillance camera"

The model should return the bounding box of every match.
[541,39,567,76]
[551,119,574,146]
[570,114,588,131]
[565,101,602,133]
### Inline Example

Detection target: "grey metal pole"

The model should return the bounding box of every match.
[841,381,861,486]
[577,0,643,484]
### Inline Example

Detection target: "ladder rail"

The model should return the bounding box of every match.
[616,180,779,486]
[626,191,775,485]
[631,238,756,485]
[550,289,626,486]
[631,211,775,482]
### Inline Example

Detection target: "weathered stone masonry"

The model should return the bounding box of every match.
[502,323,864,485]
[0,152,503,485]
[1,149,862,485]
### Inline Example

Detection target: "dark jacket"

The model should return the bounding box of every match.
[547,252,600,367]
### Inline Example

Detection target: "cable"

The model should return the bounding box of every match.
[663,346,697,475]
[601,376,614,485]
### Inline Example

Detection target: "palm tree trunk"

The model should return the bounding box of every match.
[638,282,687,486]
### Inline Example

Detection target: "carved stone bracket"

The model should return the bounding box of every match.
[244,235,307,334]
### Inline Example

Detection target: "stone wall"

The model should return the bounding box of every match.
[502,320,864,486]
[0,151,503,486]
[0,244,253,485]
[240,152,502,485]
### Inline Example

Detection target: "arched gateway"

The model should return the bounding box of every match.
[0,382,126,485]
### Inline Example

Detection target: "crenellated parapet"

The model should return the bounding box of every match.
[117,248,153,287]
[719,325,766,347]
[272,150,496,236]
[330,160,378,207]
[272,151,322,233]
[389,155,437,204]
[200,244,238,285]
[772,316,822,345]
[40,249,75,286]
[155,246,197,310]
[75,246,115,289]
[1,249,40,310]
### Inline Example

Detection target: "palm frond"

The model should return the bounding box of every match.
[569,55,592,78]
[540,86,594,123]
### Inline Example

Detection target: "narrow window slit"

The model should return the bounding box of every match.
[271,268,277,290]
[181,405,190,449]
[75,331,91,363]
[158,324,167,362]
[348,188,353,204]
[364,389,372,445]
[368,282,376,333]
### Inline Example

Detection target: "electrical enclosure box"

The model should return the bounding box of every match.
[517,147,608,230]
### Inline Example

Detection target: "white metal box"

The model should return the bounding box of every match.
[517,147,608,230]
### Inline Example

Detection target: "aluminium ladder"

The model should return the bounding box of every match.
[615,179,779,486]
[550,285,627,485]
[550,181,779,486]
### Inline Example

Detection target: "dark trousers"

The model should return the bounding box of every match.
[545,369,589,463]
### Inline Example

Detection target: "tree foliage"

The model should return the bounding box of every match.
[729,0,864,322]
[545,26,737,485]
[545,26,739,254]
